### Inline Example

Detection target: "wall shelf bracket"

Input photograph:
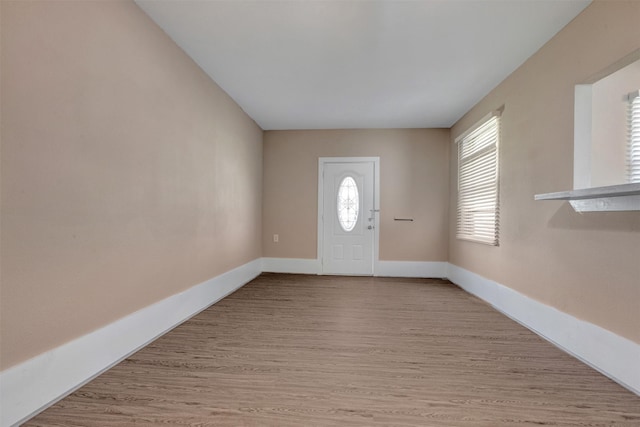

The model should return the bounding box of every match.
[535,183,640,212]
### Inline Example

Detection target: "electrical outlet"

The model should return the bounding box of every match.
[273,234,279,243]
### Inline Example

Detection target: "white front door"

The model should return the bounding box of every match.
[320,159,377,275]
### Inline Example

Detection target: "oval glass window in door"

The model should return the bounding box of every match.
[337,176,359,232]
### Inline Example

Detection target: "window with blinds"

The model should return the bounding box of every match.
[456,114,500,245]
[628,90,640,183]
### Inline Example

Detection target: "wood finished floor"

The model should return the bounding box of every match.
[27,274,640,426]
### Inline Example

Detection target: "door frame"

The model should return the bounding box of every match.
[317,157,380,275]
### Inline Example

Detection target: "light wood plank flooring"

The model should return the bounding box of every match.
[27,274,640,426]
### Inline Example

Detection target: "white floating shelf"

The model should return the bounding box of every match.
[535,183,640,212]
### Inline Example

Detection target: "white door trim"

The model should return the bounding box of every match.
[318,157,380,275]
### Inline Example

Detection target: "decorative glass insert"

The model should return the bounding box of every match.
[337,176,359,231]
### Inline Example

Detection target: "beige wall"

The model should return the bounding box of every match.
[263,129,450,262]
[0,0,263,369]
[449,1,640,343]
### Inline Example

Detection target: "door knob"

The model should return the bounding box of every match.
[367,225,374,230]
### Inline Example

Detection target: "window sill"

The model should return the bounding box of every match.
[534,183,640,212]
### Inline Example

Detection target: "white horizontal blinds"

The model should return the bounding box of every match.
[629,91,640,183]
[457,115,500,245]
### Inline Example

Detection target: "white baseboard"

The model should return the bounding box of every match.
[0,259,262,427]
[261,258,448,278]
[262,257,320,275]
[446,263,640,396]
[3,259,638,427]
[376,260,448,278]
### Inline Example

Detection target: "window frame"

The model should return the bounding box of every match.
[455,111,501,246]
[628,90,640,183]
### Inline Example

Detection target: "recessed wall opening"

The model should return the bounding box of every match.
[574,49,640,189]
